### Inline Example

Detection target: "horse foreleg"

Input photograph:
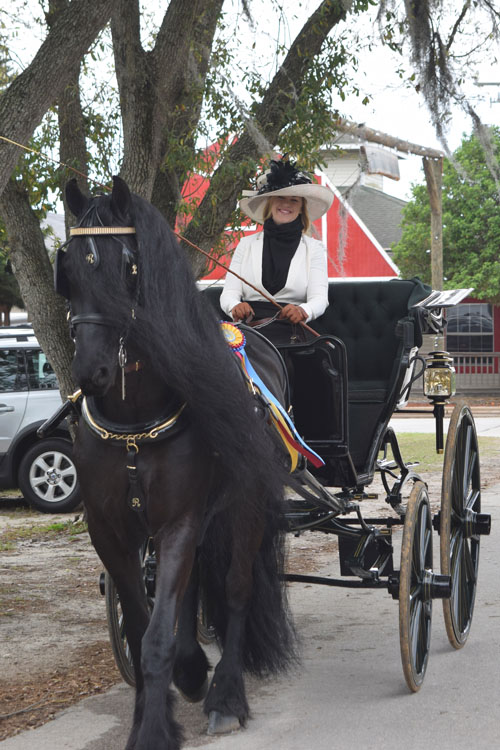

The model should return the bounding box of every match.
[133,518,200,750]
[86,523,150,748]
[173,561,210,702]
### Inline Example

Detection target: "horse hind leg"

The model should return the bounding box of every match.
[203,515,263,735]
[204,563,251,734]
[173,561,210,703]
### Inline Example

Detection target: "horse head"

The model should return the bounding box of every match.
[59,176,140,396]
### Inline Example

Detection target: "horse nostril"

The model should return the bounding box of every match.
[94,367,109,386]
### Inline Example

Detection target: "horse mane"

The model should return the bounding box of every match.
[73,188,289,501]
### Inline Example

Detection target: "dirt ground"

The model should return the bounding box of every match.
[1,448,498,741]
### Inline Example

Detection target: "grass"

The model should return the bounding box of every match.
[0,518,88,551]
[384,433,500,474]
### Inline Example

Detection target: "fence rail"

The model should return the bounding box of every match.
[451,352,500,390]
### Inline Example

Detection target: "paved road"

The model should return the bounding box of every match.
[2,473,499,750]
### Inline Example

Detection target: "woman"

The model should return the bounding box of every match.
[220,156,333,346]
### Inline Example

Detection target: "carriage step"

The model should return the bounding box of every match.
[377,458,420,471]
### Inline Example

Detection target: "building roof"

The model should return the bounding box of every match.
[339,185,407,249]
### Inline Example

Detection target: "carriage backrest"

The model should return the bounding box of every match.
[311,279,425,387]
[310,278,428,481]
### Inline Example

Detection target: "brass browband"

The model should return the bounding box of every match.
[69,226,136,235]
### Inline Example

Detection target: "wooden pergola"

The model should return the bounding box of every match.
[334,119,445,290]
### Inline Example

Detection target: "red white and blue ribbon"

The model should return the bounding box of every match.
[220,322,325,470]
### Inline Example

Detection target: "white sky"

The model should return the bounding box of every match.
[7,1,500,203]
[231,0,500,201]
[339,47,500,200]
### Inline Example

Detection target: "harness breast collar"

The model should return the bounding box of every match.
[81,395,187,447]
[81,394,187,514]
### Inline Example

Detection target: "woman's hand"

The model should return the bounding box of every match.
[231,302,254,322]
[280,304,308,324]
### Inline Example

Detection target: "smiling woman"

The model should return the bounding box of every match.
[220,156,334,346]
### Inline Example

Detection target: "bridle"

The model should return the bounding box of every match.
[55,200,141,397]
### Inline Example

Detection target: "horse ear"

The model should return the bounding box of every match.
[111,176,132,222]
[65,178,89,218]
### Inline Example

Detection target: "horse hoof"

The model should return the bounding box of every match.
[207,710,241,735]
[177,677,209,703]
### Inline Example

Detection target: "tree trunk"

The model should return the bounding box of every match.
[150,0,225,226]
[0,179,75,399]
[47,0,91,230]
[0,0,118,196]
[111,0,208,198]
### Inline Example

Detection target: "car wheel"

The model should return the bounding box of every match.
[18,437,81,513]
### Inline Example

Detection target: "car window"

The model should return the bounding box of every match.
[25,350,59,390]
[0,349,28,392]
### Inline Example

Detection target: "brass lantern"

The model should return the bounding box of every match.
[423,351,456,400]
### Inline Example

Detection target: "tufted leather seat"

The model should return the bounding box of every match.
[311,279,425,403]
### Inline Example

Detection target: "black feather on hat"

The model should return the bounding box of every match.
[257,155,312,194]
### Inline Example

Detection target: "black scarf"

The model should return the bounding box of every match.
[261,216,303,296]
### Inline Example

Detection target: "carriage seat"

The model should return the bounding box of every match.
[201,278,430,483]
[310,279,427,404]
[201,278,427,408]
[308,278,428,478]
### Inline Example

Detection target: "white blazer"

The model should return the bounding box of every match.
[220,232,329,322]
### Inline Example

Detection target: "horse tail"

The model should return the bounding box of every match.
[199,484,298,676]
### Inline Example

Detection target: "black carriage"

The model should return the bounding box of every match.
[101,277,491,694]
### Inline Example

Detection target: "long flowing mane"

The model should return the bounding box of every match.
[68,184,290,507]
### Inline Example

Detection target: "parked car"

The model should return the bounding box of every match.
[0,325,80,513]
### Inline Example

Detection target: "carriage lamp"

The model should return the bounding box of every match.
[423,351,456,454]
[423,351,456,400]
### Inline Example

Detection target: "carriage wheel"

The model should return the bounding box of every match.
[104,571,136,687]
[104,541,154,687]
[197,595,217,645]
[399,481,433,692]
[440,401,482,649]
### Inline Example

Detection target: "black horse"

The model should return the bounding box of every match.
[58,176,297,749]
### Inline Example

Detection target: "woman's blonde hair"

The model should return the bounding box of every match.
[262,196,311,234]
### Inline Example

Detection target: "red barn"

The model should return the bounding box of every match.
[192,170,399,283]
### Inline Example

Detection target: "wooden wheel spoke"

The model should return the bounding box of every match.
[452,540,473,632]
[460,425,472,498]
[462,538,477,586]
[451,465,461,511]
[465,446,478,496]
[409,597,423,667]
[465,486,480,514]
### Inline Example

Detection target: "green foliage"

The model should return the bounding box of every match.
[0,246,23,308]
[393,128,500,301]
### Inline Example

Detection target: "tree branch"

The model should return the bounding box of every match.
[0,0,118,196]
[183,0,348,269]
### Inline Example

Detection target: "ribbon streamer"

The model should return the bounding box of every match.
[220,322,324,470]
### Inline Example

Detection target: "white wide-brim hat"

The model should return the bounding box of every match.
[239,157,334,224]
